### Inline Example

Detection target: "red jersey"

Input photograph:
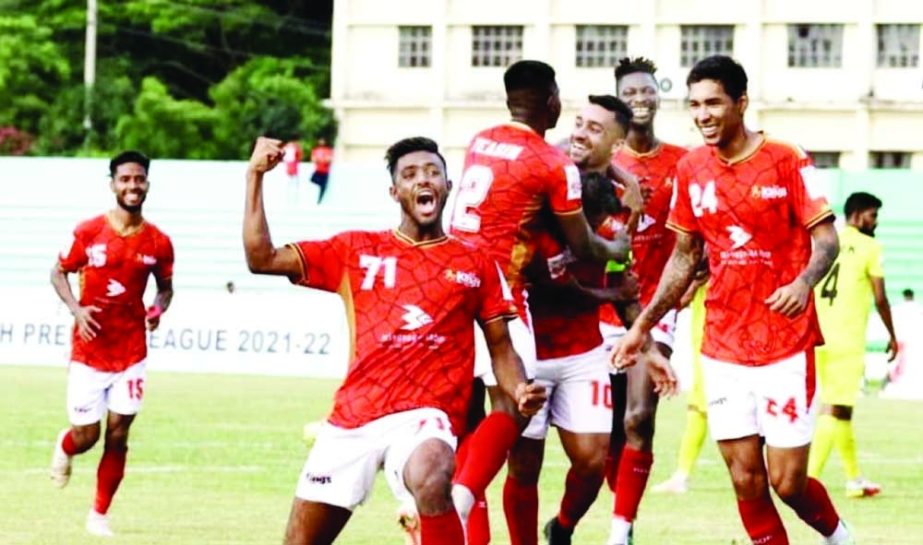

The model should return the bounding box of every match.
[58,214,174,372]
[310,146,333,174]
[527,230,604,360]
[289,230,517,434]
[667,139,833,365]
[449,123,583,318]
[612,143,687,305]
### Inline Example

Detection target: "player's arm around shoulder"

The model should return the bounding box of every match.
[243,136,302,277]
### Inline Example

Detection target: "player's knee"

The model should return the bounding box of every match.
[405,440,455,516]
[624,405,656,443]
[71,424,101,451]
[104,426,130,449]
[570,448,607,478]
[769,470,807,503]
[507,442,543,485]
[728,464,768,497]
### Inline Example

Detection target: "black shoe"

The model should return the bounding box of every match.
[543,517,573,545]
[627,524,634,545]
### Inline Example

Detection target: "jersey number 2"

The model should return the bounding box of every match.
[359,256,396,290]
[819,262,840,305]
[450,165,494,233]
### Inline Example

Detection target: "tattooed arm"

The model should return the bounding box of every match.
[633,231,705,333]
[766,220,838,317]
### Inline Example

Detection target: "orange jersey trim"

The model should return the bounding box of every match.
[804,209,834,229]
[666,221,696,234]
[554,208,585,217]
[286,242,309,283]
[392,229,450,248]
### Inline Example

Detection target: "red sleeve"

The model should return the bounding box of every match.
[287,234,349,293]
[58,228,87,272]
[666,160,699,234]
[477,257,518,324]
[547,160,584,216]
[155,235,175,282]
[787,153,834,228]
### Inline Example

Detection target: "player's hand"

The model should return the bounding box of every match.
[642,346,679,397]
[606,230,631,264]
[609,272,640,303]
[248,136,284,174]
[765,278,810,317]
[609,326,649,371]
[514,382,547,417]
[145,305,163,331]
[887,336,899,362]
[72,305,101,341]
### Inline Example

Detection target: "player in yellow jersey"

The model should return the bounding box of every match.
[652,263,709,494]
[809,192,898,498]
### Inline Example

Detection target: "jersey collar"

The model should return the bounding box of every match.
[392,229,449,248]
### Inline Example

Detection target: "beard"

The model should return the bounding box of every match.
[116,194,145,213]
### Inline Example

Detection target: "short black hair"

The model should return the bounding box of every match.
[615,56,658,81]
[109,150,150,177]
[903,288,914,299]
[504,60,557,95]
[581,171,620,218]
[844,191,882,217]
[384,137,447,179]
[588,94,633,132]
[686,55,748,101]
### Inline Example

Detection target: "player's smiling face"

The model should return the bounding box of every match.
[570,103,624,169]
[618,72,660,127]
[688,79,747,149]
[390,150,451,229]
[111,162,149,213]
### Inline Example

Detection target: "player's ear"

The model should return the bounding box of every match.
[737,92,749,116]
[445,179,453,194]
[388,182,399,203]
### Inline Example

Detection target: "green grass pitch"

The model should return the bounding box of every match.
[2,365,921,544]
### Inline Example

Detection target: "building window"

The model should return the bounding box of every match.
[809,152,841,169]
[398,26,431,67]
[871,151,911,169]
[877,24,920,68]
[471,26,523,67]
[788,24,844,67]
[680,25,734,67]
[575,25,628,68]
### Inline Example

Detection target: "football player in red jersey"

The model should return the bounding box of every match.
[613,56,854,545]
[448,60,644,534]
[243,135,545,545]
[603,57,690,545]
[49,150,174,538]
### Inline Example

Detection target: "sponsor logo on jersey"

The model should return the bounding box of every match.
[750,185,788,200]
[471,137,524,160]
[727,226,752,250]
[444,269,481,288]
[305,473,332,485]
[140,254,157,265]
[400,304,433,331]
[106,279,127,297]
[636,214,657,233]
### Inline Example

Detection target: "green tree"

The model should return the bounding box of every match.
[0,15,70,141]
[210,56,332,159]
[115,77,219,159]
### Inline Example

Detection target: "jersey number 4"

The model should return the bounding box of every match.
[819,262,840,305]
[450,165,494,233]
[359,255,397,290]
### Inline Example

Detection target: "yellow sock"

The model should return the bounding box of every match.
[833,418,860,480]
[677,409,708,476]
[808,414,837,478]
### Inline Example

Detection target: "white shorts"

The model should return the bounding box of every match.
[66,360,147,426]
[601,309,677,368]
[702,351,817,448]
[474,315,536,386]
[294,408,457,510]
[522,345,612,439]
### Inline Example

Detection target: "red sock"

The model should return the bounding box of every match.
[61,430,79,456]
[612,447,653,521]
[503,476,538,545]
[420,510,465,545]
[558,467,604,530]
[737,494,789,545]
[454,434,472,480]
[467,492,491,545]
[783,477,840,537]
[454,412,518,495]
[94,446,127,514]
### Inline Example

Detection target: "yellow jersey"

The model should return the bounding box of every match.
[814,225,884,354]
